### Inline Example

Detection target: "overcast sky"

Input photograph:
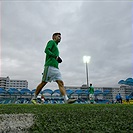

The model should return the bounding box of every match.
[1,0,132,90]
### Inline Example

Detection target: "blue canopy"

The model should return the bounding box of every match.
[94,90,102,95]
[66,89,74,95]
[20,88,31,94]
[103,90,110,95]
[118,80,126,84]
[74,90,84,95]
[126,78,133,82]
[126,78,133,85]
[0,88,7,94]
[41,89,53,95]
[83,90,89,95]
[31,89,43,94]
[31,89,36,94]
[52,89,60,95]
[8,88,20,94]
[118,78,133,86]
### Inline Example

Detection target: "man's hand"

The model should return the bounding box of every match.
[56,56,62,63]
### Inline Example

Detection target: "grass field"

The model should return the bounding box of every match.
[0,104,133,133]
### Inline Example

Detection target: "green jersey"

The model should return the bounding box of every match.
[89,86,94,94]
[44,40,59,69]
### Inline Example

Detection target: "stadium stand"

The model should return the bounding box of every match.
[2,87,130,104]
[0,88,7,94]
[94,90,102,95]
[66,89,74,96]
[41,89,53,95]
[103,90,110,95]
[96,99,111,104]
[7,88,20,94]
[20,88,31,95]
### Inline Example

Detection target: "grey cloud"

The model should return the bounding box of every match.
[1,1,132,90]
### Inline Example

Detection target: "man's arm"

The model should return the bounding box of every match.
[45,40,57,58]
[45,40,62,63]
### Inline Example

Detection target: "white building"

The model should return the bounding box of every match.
[0,76,28,91]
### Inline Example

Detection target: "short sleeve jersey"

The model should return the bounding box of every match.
[89,86,94,94]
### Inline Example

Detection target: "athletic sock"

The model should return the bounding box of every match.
[63,94,69,102]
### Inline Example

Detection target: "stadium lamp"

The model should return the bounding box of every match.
[83,56,91,63]
[83,56,91,87]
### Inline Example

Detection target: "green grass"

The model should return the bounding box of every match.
[0,104,133,133]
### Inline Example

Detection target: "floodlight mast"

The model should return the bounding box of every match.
[83,56,91,87]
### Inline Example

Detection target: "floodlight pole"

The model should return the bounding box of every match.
[86,62,89,87]
[83,56,91,88]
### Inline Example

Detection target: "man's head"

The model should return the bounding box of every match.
[52,33,61,43]
[90,83,92,86]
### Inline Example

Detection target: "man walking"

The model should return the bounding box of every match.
[31,33,76,104]
[88,83,94,104]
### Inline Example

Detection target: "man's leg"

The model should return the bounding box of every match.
[56,80,76,104]
[120,98,122,104]
[31,81,47,104]
[56,80,66,95]
[89,94,93,104]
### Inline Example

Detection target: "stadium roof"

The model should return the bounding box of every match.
[118,78,133,86]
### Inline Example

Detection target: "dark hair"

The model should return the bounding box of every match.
[52,33,61,39]
[90,83,92,86]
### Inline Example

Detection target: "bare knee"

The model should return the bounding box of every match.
[56,80,64,87]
